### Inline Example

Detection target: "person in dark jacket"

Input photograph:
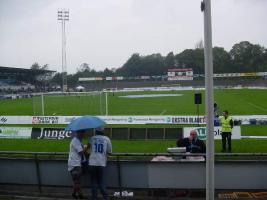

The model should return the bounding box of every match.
[176,130,206,153]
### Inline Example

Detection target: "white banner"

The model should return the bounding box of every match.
[0,127,32,139]
[0,115,266,125]
[168,76,194,81]
[183,126,241,140]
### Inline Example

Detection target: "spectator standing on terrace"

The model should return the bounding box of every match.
[214,102,220,118]
[219,110,234,152]
[87,127,112,200]
[68,129,87,199]
[214,102,220,126]
[177,130,206,153]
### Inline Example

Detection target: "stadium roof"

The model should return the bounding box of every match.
[0,66,55,75]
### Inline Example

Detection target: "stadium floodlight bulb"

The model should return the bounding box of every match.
[57,10,69,21]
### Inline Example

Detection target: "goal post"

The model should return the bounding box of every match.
[31,91,107,116]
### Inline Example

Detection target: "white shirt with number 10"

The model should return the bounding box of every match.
[89,135,112,167]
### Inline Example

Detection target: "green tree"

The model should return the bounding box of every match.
[213,47,232,73]
[51,73,62,85]
[164,52,176,69]
[41,64,49,70]
[31,62,41,70]
[77,63,90,72]
[116,53,142,76]
[175,49,204,74]
[230,41,265,72]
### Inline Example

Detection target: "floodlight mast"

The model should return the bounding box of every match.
[57,9,69,92]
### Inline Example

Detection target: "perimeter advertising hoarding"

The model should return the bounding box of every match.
[0,115,266,125]
[183,126,241,140]
[0,127,32,139]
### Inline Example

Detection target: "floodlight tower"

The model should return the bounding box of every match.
[57,9,69,92]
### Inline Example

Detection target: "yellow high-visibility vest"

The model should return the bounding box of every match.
[219,116,232,132]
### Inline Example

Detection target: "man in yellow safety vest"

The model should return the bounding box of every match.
[219,110,234,152]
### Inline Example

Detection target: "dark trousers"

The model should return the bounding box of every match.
[221,132,232,151]
[90,166,109,200]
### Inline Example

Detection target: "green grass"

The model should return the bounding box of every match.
[241,125,267,136]
[0,139,267,153]
[1,89,267,115]
[0,89,266,154]
[1,125,266,154]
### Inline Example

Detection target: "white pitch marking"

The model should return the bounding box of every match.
[248,102,267,112]
[119,94,183,98]
[160,110,167,115]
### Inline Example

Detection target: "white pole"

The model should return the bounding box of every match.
[99,92,102,115]
[32,95,35,115]
[41,93,45,116]
[202,0,215,199]
[105,92,108,116]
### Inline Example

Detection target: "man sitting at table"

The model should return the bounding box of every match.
[176,130,206,153]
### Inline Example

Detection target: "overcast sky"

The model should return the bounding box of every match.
[0,0,266,73]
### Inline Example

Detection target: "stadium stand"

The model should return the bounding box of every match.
[78,78,267,91]
[0,66,55,96]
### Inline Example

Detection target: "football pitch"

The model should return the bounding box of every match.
[0,88,267,154]
[1,89,267,115]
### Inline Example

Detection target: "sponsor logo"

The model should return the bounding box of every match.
[189,127,222,140]
[184,126,242,140]
[65,117,77,123]
[33,128,72,140]
[0,127,32,139]
[172,116,206,124]
[0,117,7,123]
[32,116,59,124]
[148,117,165,123]
[128,117,133,123]
[194,128,206,140]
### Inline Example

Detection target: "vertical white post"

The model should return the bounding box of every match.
[32,95,35,115]
[105,92,108,116]
[41,93,45,116]
[202,0,215,199]
[99,92,102,115]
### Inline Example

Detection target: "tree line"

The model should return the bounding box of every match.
[31,41,267,86]
[117,41,267,76]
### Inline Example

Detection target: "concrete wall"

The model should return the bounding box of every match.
[1,156,267,190]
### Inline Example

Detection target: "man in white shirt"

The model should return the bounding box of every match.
[88,127,112,200]
[68,130,86,199]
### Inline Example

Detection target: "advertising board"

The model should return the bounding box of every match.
[183,126,241,140]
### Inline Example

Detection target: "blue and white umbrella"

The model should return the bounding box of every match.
[65,115,106,132]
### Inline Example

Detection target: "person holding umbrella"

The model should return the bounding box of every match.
[67,129,87,199]
[66,116,107,199]
[87,127,112,200]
